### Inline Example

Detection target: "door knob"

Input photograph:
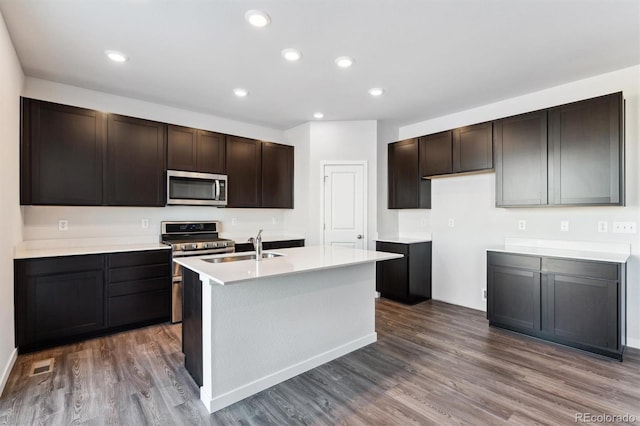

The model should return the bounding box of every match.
[357,234,363,239]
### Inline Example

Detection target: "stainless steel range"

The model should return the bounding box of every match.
[161,221,234,323]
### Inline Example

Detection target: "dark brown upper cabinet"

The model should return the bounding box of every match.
[495,92,624,207]
[419,131,453,177]
[167,125,225,174]
[226,136,262,208]
[452,121,493,173]
[548,92,623,206]
[20,98,107,205]
[388,138,431,209]
[495,110,548,206]
[106,114,167,206]
[261,142,294,208]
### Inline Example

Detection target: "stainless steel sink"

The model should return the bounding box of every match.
[202,252,283,263]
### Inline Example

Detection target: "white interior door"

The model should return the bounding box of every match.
[323,163,366,249]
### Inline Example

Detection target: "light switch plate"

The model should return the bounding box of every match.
[141,218,149,229]
[613,222,637,234]
[560,221,569,232]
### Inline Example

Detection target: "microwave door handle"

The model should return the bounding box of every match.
[215,180,220,200]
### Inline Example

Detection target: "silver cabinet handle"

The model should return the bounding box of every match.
[357,234,363,239]
[215,180,221,200]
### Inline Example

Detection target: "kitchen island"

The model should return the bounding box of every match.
[174,245,401,413]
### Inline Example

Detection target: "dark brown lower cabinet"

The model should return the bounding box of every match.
[15,249,171,353]
[234,239,305,253]
[376,241,431,304]
[487,251,626,360]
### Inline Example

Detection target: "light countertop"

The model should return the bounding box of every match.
[376,235,432,244]
[487,238,630,263]
[15,237,170,259]
[174,245,402,285]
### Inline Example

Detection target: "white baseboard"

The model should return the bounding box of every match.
[201,332,377,413]
[0,348,17,396]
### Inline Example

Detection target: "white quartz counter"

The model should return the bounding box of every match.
[174,245,402,285]
[376,235,432,244]
[487,238,631,263]
[15,238,170,259]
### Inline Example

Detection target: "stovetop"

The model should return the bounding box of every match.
[160,220,234,252]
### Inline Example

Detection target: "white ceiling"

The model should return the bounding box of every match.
[0,0,638,130]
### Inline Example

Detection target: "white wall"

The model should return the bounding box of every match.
[376,121,400,238]
[286,121,378,249]
[283,123,311,238]
[0,10,24,392]
[20,78,296,242]
[397,65,640,348]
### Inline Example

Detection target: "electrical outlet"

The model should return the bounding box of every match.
[613,222,637,234]
[482,289,487,300]
[597,221,608,233]
[560,221,569,232]
[448,218,455,228]
[518,220,526,230]
[58,220,68,231]
[141,218,149,229]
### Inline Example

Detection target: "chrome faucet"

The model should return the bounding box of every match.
[249,229,263,261]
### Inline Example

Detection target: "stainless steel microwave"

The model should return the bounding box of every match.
[166,170,227,206]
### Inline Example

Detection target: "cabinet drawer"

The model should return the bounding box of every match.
[109,264,170,283]
[542,258,618,281]
[22,254,104,275]
[488,252,540,270]
[108,289,170,327]
[108,250,170,268]
[376,242,409,256]
[108,277,169,297]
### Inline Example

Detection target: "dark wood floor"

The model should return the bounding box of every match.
[1,299,639,425]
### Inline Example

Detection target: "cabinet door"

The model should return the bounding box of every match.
[261,142,294,208]
[487,265,540,332]
[548,92,623,205]
[226,136,262,207]
[167,125,197,172]
[453,122,493,173]
[542,274,618,350]
[495,110,548,206]
[22,98,106,205]
[196,130,226,174]
[15,255,105,346]
[106,114,167,206]
[376,242,408,299]
[388,139,430,209]
[419,131,452,177]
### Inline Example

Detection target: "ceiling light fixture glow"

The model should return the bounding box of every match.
[245,10,271,27]
[105,50,128,63]
[313,112,324,119]
[369,87,384,96]
[281,48,302,62]
[335,56,354,68]
[234,88,249,97]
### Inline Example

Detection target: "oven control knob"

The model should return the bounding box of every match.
[180,244,188,250]
[190,243,198,250]
[222,242,228,247]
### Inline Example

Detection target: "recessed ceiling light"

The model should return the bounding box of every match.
[335,56,354,68]
[369,88,384,97]
[313,112,324,119]
[105,50,128,63]
[245,10,271,27]
[281,48,302,62]
[234,88,249,97]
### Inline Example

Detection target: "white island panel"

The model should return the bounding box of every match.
[200,263,376,412]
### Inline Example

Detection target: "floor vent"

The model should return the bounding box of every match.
[29,358,55,376]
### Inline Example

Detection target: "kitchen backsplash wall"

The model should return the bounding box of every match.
[21,206,290,242]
